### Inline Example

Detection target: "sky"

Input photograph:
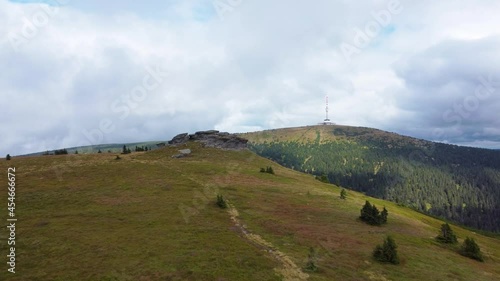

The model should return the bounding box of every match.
[1,0,500,156]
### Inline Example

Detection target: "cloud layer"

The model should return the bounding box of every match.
[2,0,500,155]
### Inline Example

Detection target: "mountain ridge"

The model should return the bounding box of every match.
[241,125,500,232]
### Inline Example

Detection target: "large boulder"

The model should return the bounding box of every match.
[171,148,192,158]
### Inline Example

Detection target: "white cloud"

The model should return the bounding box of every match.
[2,0,500,156]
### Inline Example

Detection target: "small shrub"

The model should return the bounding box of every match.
[216,195,228,209]
[6,154,11,160]
[266,166,274,174]
[460,237,484,262]
[373,236,400,265]
[340,188,347,200]
[260,166,275,175]
[115,155,121,160]
[303,247,318,272]
[380,207,388,224]
[315,174,329,183]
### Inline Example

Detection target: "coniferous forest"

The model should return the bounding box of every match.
[246,126,500,232]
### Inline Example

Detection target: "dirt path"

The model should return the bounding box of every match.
[227,203,309,281]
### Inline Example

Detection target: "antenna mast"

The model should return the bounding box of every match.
[325,96,330,122]
[318,95,334,125]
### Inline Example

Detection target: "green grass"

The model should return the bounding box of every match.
[1,143,499,280]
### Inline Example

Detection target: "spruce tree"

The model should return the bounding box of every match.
[436,223,458,244]
[216,195,228,209]
[380,207,388,224]
[460,237,483,262]
[122,145,127,154]
[304,247,318,272]
[360,201,373,223]
[360,201,388,225]
[6,154,11,160]
[373,236,400,264]
[340,188,347,199]
[316,174,329,183]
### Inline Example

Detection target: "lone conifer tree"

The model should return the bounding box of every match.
[380,207,388,224]
[460,237,483,262]
[216,195,228,209]
[360,201,373,222]
[304,247,318,272]
[266,166,274,174]
[373,236,400,264]
[6,154,11,160]
[340,188,347,200]
[436,223,458,244]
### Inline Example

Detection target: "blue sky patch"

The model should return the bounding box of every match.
[9,0,67,6]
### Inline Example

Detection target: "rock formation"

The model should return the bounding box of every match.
[168,130,248,150]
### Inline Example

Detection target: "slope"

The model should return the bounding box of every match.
[0,142,499,280]
[241,125,500,233]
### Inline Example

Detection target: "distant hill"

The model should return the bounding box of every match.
[242,125,500,232]
[19,141,165,157]
[1,141,499,280]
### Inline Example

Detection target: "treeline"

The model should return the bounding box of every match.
[43,149,69,155]
[249,137,500,232]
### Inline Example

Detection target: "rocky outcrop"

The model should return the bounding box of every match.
[168,133,189,145]
[168,130,248,150]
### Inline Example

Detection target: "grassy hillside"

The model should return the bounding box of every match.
[242,125,500,233]
[1,143,500,280]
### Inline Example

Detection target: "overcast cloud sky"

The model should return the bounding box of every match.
[1,0,500,155]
